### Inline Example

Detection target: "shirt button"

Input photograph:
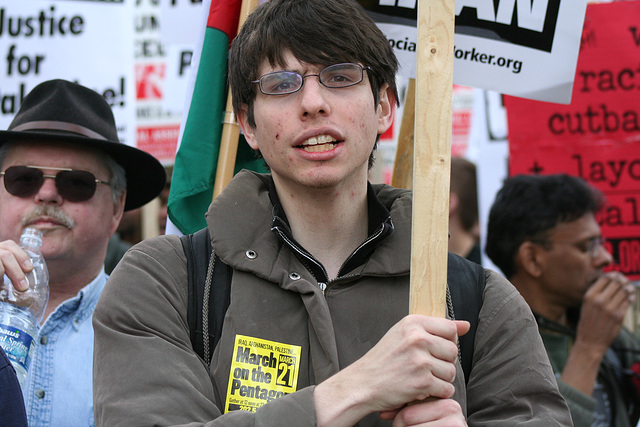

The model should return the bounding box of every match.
[40,336,48,345]
[35,389,45,399]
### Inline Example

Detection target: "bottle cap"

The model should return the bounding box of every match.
[21,227,43,247]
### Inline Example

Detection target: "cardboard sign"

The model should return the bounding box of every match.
[135,1,185,164]
[0,0,135,145]
[357,0,587,103]
[505,1,640,279]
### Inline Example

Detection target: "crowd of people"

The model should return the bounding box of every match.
[0,0,638,426]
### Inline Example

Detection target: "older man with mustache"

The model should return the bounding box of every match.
[0,79,165,427]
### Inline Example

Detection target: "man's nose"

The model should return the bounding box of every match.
[298,76,331,118]
[594,243,614,267]
[35,176,63,204]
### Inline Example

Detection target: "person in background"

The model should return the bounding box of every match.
[486,173,640,427]
[0,79,165,426]
[157,166,172,235]
[92,1,571,425]
[448,156,481,264]
[104,211,136,275]
[106,164,172,274]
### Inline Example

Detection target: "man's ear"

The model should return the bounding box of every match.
[377,83,395,135]
[516,241,546,278]
[237,106,259,150]
[110,191,127,236]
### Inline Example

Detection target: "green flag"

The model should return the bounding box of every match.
[168,0,266,235]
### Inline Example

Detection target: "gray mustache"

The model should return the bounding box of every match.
[21,205,76,229]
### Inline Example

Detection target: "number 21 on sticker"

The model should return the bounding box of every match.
[276,355,295,387]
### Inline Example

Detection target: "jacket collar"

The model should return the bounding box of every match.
[206,170,412,281]
[268,177,394,281]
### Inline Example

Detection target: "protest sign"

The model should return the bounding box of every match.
[135,0,186,164]
[505,1,640,280]
[357,0,587,104]
[160,0,202,123]
[0,0,135,145]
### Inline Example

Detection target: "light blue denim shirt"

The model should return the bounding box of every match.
[22,270,107,427]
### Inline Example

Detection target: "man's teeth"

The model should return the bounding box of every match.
[303,144,337,152]
[300,135,338,152]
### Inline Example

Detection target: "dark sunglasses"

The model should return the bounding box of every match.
[0,165,110,202]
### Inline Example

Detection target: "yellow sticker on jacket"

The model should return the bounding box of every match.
[225,334,302,413]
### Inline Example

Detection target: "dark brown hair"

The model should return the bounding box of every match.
[228,0,399,128]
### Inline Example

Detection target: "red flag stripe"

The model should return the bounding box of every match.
[207,0,242,42]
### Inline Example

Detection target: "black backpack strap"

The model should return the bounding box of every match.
[446,252,486,384]
[180,228,232,367]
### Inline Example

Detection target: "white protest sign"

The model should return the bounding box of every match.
[358,0,588,104]
[159,0,203,118]
[0,0,135,145]
[160,0,202,45]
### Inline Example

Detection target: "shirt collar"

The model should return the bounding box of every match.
[44,270,108,329]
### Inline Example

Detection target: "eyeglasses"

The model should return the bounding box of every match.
[252,63,371,96]
[0,165,110,202]
[534,236,607,259]
[575,236,607,258]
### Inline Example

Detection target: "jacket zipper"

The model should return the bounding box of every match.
[336,224,386,275]
[273,223,386,296]
[319,226,387,295]
[272,226,330,285]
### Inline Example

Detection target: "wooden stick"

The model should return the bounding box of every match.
[212,0,260,199]
[141,197,160,239]
[391,78,415,190]
[409,0,454,317]
[213,93,240,199]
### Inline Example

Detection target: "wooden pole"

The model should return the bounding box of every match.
[391,78,415,190]
[212,0,260,199]
[409,0,454,317]
[141,197,160,240]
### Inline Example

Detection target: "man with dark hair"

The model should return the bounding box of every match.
[486,173,640,427]
[0,79,165,426]
[93,1,571,425]
[449,157,481,263]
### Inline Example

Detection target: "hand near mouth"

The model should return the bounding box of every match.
[562,271,634,396]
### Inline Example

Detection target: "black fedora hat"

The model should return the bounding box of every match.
[0,79,166,211]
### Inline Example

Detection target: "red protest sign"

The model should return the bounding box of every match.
[504,1,640,280]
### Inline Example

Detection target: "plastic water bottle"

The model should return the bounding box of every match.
[0,227,50,388]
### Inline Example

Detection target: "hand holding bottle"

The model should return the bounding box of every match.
[0,228,49,320]
[0,228,50,387]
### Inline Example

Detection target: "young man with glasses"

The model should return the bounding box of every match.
[486,173,640,427]
[0,79,165,426]
[93,0,571,425]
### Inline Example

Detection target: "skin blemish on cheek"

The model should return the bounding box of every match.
[276,133,280,140]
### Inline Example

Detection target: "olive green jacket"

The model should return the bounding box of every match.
[541,321,640,426]
[93,170,572,426]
